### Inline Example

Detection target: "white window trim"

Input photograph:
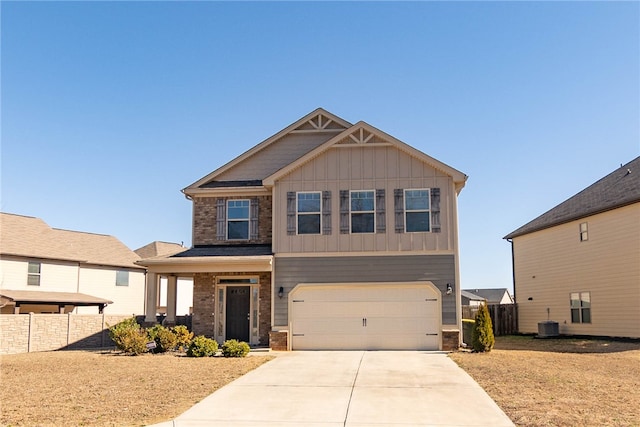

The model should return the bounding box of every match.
[27,262,41,286]
[579,222,588,242]
[116,270,129,287]
[226,199,250,241]
[296,191,322,235]
[404,188,431,233]
[215,276,260,346]
[350,190,376,234]
[570,291,591,324]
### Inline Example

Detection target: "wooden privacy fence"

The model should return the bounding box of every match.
[462,304,518,336]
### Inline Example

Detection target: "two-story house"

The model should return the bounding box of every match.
[0,213,145,315]
[504,157,640,338]
[138,108,467,350]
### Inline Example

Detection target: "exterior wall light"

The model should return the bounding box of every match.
[278,286,284,299]
[446,283,453,295]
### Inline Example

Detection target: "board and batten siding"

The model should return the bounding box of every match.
[273,254,457,327]
[273,145,458,253]
[513,203,640,338]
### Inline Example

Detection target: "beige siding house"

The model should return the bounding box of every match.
[139,108,467,350]
[505,157,640,338]
[0,213,146,315]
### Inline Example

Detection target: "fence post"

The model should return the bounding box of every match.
[27,313,34,353]
[67,312,72,347]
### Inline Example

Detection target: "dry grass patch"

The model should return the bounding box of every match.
[0,350,273,426]
[450,335,640,427]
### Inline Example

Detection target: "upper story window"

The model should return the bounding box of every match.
[116,270,129,286]
[404,189,430,232]
[394,188,440,233]
[227,200,250,240]
[570,292,591,323]
[579,222,588,242]
[350,191,375,233]
[27,262,41,286]
[297,192,321,235]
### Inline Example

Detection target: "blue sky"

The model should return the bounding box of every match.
[2,2,638,292]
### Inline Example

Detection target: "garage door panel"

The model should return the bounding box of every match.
[290,283,442,351]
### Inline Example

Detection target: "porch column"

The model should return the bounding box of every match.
[164,275,178,326]
[145,272,158,323]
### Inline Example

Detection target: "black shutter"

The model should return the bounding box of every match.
[322,191,332,235]
[376,189,386,233]
[394,189,404,233]
[250,197,259,240]
[339,190,350,234]
[216,198,226,241]
[286,192,296,235]
[431,188,441,233]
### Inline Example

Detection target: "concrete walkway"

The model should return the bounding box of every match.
[152,351,514,426]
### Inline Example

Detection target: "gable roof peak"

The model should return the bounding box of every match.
[183,108,352,193]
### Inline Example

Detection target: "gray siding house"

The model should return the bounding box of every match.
[139,108,468,350]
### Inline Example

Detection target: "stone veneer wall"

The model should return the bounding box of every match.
[192,195,272,245]
[192,271,271,346]
[0,314,132,355]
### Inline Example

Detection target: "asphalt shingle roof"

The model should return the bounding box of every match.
[0,213,142,269]
[170,244,273,258]
[505,157,640,239]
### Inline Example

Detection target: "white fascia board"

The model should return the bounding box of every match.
[139,255,273,274]
[183,186,271,198]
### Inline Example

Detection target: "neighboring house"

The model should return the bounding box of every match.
[134,241,193,317]
[463,288,513,305]
[461,290,486,307]
[504,157,640,339]
[138,108,468,350]
[0,213,145,315]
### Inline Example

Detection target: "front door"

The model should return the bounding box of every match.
[225,286,250,342]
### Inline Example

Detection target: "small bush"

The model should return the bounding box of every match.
[108,317,149,355]
[172,325,194,352]
[147,324,178,353]
[472,303,495,352]
[221,339,250,358]
[187,335,218,357]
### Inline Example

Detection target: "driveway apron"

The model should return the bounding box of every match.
[164,351,514,427]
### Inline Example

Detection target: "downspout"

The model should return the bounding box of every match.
[507,238,516,303]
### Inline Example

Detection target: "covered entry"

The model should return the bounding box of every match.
[289,282,441,350]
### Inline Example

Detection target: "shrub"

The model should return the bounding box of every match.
[172,325,194,352]
[187,335,218,357]
[108,317,149,355]
[221,339,250,358]
[147,324,178,353]
[472,303,495,352]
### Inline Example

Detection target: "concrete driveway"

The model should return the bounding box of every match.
[154,351,514,426]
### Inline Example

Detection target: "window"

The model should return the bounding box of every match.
[116,270,129,286]
[297,192,321,234]
[227,200,250,240]
[571,292,591,323]
[27,262,41,286]
[350,191,375,233]
[580,222,588,241]
[404,189,430,232]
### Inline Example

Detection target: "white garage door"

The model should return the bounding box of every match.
[290,282,441,350]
